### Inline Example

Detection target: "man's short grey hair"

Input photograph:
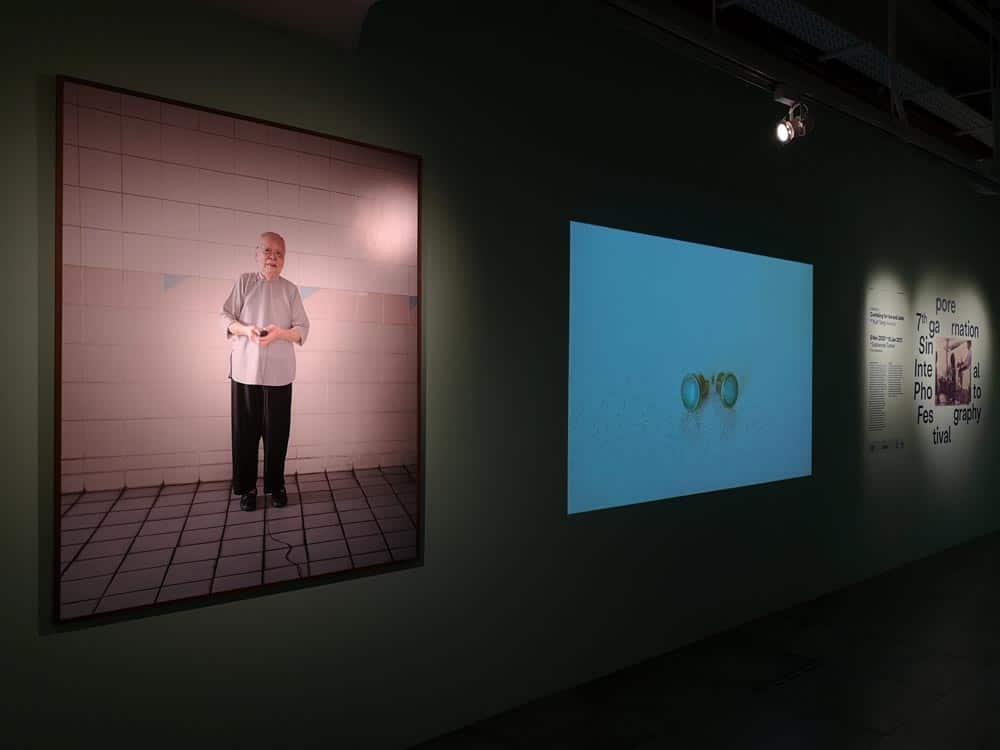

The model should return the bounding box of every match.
[256,231,286,250]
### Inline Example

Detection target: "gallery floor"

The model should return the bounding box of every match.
[59,467,419,619]
[416,531,1000,749]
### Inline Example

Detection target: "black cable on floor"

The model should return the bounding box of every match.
[259,386,304,579]
[264,493,306,579]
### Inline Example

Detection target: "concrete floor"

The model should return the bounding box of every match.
[416,531,1000,749]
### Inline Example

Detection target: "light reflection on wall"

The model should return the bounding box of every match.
[860,266,992,511]
[911,277,991,502]
[355,178,419,263]
[860,268,912,498]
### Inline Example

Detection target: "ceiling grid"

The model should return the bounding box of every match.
[739,0,994,145]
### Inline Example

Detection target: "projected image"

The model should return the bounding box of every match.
[935,338,972,405]
[57,78,420,621]
[568,221,812,514]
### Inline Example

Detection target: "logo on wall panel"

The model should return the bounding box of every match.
[869,439,904,452]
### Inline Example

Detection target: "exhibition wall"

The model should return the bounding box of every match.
[4,0,999,747]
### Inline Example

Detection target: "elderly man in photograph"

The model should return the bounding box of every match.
[221,231,310,511]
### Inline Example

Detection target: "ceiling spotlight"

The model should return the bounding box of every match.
[776,102,809,144]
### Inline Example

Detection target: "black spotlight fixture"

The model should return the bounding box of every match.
[776,101,809,144]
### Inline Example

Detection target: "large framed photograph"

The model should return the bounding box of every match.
[56,77,421,621]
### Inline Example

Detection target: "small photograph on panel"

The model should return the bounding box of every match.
[935,338,972,405]
[57,77,420,622]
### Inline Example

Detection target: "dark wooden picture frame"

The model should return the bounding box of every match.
[55,76,422,623]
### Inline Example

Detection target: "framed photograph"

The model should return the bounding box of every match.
[56,76,421,621]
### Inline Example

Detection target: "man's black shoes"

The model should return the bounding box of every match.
[271,488,288,508]
[239,491,257,512]
[237,488,287,510]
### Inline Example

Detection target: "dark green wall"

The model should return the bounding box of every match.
[4,1,998,747]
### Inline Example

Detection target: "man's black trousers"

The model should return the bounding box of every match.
[230,379,292,496]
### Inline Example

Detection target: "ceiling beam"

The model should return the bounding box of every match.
[817,42,867,62]
[601,0,1000,190]
[943,0,998,39]
[956,125,994,135]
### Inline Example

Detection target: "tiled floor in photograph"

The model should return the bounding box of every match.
[58,466,419,619]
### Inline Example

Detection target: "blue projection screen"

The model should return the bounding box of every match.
[568,221,812,514]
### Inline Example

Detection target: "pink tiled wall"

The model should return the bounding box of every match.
[60,83,419,493]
